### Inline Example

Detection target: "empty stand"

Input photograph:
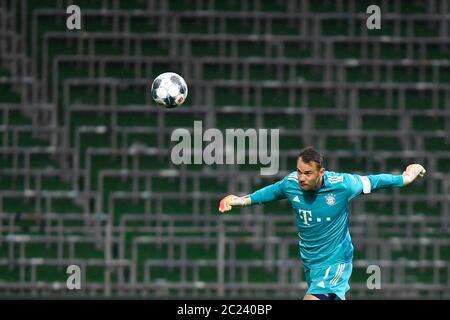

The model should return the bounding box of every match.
[0,0,449,298]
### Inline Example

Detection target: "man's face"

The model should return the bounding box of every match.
[296,158,325,192]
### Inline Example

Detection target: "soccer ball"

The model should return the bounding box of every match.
[151,72,188,108]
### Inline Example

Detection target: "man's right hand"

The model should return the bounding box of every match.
[218,195,251,213]
[402,164,426,186]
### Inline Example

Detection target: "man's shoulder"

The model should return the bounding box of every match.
[286,171,298,182]
[324,171,345,184]
[324,171,360,190]
[282,172,301,190]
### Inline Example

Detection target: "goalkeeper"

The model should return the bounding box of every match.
[218,146,426,300]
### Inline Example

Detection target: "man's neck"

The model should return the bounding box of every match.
[313,176,324,191]
[304,176,324,194]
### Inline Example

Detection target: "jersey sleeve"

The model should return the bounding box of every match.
[343,173,404,201]
[249,176,288,205]
[342,173,365,201]
[366,174,404,191]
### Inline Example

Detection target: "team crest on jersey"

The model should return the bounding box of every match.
[325,194,336,206]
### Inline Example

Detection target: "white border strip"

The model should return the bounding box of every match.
[360,176,371,194]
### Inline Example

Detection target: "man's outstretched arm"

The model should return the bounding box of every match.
[347,164,427,199]
[218,179,286,213]
[367,163,426,190]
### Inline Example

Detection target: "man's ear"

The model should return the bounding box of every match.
[319,167,325,176]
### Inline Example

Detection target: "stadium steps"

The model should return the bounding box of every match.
[2,0,448,297]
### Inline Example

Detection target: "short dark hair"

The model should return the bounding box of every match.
[297,146,324,169]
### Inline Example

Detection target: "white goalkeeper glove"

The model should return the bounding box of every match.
[218,195,251,213]
[402,164,426,186]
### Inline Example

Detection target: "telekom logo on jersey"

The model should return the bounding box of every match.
[298,210,331,225]
[299,210,313,225]
[170,121,279,175]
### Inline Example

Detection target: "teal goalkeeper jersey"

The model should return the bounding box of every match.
[249,171,404,269]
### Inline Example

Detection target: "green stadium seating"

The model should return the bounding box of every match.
[0,0,448,299]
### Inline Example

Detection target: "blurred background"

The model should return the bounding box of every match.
[0,0,449,299]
